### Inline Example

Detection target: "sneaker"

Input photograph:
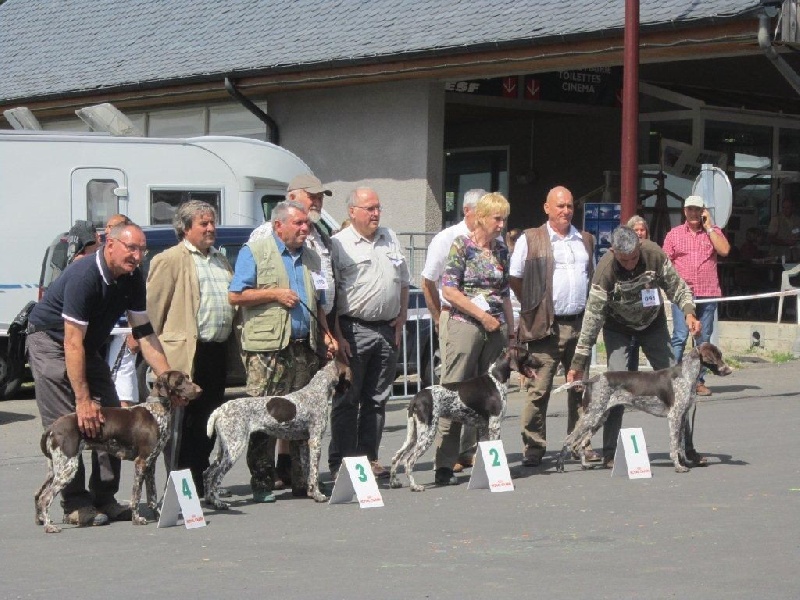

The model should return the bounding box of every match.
[63,506,109,527]
[96,501,133,522]
[695,383,712,396]
[370,460,390,479]
[453,456,474,472]
[252,490,277,503]
[434,467,458,486]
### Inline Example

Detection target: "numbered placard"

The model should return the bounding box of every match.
[611,427,652,479]
[328,456,384,508]
[468,440,514,492]
[157,469,207,529]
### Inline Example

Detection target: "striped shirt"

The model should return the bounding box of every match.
[185,240,234,343]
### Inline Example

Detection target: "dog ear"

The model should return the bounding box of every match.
[153,373,169,398]
[335,372,351,396]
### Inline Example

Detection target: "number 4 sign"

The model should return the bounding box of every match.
[611,427,652,479]
[157,469,207,529]
[468,440,514,492]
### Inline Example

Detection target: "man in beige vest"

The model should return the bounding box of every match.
[509,186,598,468]
[228,200,336,503]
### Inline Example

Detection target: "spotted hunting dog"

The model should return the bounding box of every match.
[389,346,542,491]
[555,342,732,473]
[203,360,351,508]
[35,371,201,533]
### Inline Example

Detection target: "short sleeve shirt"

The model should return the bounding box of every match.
[29,248,147,354]
[441,235,510,325]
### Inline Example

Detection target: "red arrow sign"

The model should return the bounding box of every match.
[502,77,517,98]
[524,78,541,100]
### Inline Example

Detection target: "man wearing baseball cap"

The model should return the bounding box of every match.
[662,195,730,463]
[242,173,336,494]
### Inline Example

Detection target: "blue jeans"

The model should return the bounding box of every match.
[671,300,716,383]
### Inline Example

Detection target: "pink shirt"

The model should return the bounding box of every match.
[662,223,726,297]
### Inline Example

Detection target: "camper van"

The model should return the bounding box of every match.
[0,130,320,398]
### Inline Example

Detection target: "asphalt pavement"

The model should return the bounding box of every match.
[1,360,799,600]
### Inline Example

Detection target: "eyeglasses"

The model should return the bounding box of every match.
[110,237,148,257]
[354,205,382,214]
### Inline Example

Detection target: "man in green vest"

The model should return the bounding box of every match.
[228,200,337,503]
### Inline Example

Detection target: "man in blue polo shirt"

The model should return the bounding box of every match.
[27,221,173,527]
[229,200,336,503]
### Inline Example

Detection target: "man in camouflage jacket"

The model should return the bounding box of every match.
[567,226,701,467]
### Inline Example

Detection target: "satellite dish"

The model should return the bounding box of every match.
[692,165,732,228]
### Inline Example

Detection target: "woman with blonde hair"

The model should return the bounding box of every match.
[434,192,514,485]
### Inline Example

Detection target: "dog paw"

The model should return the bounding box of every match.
[389,479,403,489]
[312,493,328,503]
[133,516,148,525]
[674,464,690,473]
[410,484,425,492]
[44,523,61,533]
[206,499,230,510]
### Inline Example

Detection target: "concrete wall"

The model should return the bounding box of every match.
[267,80,444,233]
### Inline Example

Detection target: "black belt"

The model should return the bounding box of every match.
[27,322,63,334]
[340,315,393,327]
[554,312,584,323]
[289,336,310,344]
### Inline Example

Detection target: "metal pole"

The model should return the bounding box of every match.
[620,0,640,224]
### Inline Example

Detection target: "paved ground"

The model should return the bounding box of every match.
[1,361,799,600]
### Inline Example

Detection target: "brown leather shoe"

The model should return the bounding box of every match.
[571,449,602,462]
[370,460,390,479]
[695,383,712,396]
[521,456,542,467]
[602,457,614,469]
[686,450,708,467]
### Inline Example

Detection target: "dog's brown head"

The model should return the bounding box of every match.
[152,370,202,408]
[507,345,543,380]
[332,359,353,396]
[693,343,733,377]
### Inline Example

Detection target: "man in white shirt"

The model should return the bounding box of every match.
[420,188,486,473]
[509,186,598,468]
[329,187,410,480]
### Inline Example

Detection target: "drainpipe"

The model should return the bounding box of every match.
[758,11,800,97]
[224,77,280,146]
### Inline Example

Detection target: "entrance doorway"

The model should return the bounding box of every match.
[443,148,508,227]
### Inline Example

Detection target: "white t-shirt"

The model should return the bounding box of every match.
[420,220,470,306]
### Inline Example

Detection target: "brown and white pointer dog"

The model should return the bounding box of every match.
[203,359,352,508]
[35,371,201,533]
[556,342,732,473]
[389,345,542,491]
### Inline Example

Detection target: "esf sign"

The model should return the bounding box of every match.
[445,81,482,93]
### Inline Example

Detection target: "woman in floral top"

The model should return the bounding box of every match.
[433,192,514,486]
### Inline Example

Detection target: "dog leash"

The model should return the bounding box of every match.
[297,297,336,346]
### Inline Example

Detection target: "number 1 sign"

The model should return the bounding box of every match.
[611,427,652,479]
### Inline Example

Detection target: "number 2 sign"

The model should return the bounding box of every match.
[468,440,514,492]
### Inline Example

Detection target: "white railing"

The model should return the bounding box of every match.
[392,287,438,399]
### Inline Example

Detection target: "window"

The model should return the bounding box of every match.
[86,179,119,228]
[150,190,221,225]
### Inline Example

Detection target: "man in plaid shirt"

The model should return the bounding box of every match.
[663,195,731,398]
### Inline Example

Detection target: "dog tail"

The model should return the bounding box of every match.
[40,432,52,458]
[206,409,219,438]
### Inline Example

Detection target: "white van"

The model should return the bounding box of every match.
[0,130,326,398]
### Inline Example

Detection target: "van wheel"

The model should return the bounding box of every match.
[0,355,23,400]
[135,355,156,403]
[420,341,441,388]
